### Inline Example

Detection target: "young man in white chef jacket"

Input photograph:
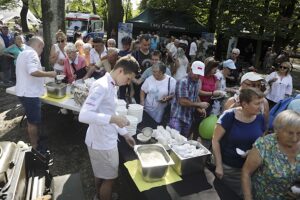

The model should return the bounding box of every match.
[79,55,139,200]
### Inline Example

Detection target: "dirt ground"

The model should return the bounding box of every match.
[1,65,300,200]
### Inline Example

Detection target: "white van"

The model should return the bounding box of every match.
[65,12,104,41]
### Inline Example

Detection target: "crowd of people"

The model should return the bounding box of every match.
[0,22,299,200]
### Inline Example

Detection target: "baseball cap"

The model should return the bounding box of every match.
[191,61,205,76]
[240,72,263,83]
[179,39,188,46]
[223,59,236,69]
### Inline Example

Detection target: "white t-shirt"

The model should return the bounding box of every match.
[141,75,176,123]
[79,73,128,150]
[174,56,188,81]
[15,46,45,97]
[215,70,226,91]
[53,44,66,72]
[168,43,177,58]
[266,72,293,103]
[189,41,197,56]
[89,48,107,65]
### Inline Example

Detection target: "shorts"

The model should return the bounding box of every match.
[18,97,41,124]
[87,146,119,179]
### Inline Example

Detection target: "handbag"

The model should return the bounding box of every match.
[161,77,171,126]
[71,62,87,79]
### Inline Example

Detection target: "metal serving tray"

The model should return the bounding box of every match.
[169,140,211,176]
[46,82,67,99]
[134,144,174,182]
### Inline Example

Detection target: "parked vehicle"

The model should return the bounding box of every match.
[65,12,104,42]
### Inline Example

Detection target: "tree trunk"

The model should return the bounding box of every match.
[273,0,297,53]
[107,0,124,39]
[91,0,97,15]
[207,0,219,33]
[255,0,270,68]
[125,0,130,22]
[20,0,30,33]
[41,0,65,70]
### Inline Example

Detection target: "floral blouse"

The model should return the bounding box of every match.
[252,134,300,199]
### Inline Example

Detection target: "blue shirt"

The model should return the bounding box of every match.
[0,33,12,48]
[218,109,265,168]
[170,75,200,124]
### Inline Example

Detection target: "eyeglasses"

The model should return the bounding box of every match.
[279,65,289,70]
[243,81,261,88]
[57,40,65,43]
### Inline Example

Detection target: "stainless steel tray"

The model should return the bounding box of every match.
[46,82,67,99]
[134,144,174,182]
[169,140,211,176]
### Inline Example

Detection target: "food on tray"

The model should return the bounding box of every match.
[171,143,209,158]
[152,126,187,147]
[139,151,167,167]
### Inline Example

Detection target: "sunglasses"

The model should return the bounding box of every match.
[57,40,65,43]
[279,66,289,70]
[243,82,261,88]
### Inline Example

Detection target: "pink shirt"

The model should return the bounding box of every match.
[63,55,86,83]
[200,75,217,102]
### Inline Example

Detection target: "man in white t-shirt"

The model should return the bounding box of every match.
[16,37,56,150]
[215,59,236,91]
[189,38,198,62]
[89,37,107,78]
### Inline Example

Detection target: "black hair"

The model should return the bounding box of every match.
[139,34,151,42]
[121,36,132,45]
[93,37,104,44]
[151,50,162,59]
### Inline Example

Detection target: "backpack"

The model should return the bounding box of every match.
[268,95,300,130]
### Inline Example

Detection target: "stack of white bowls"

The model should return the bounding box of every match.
[125,115,139,136]
[128,104,144,123]
[116,106,128,116]
[117,99,127,108]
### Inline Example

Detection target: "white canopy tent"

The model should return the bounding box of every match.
[0,5,41,25]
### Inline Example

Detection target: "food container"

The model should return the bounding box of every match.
[46,82,67,99]
[134,144,174,182]
[169,140,211,176]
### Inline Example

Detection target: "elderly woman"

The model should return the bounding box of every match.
[242,110,300,200]
[265,61,293,109]
[212,88,266,197]
[63,43,86,83]
[2,34,24,84]
[173,47,189,81]
[3,34,24,64]
[140,62,176,123]
[224,72,269,130]
[75,39,85,56]
[82,43,92,67]
[49,30,67,74]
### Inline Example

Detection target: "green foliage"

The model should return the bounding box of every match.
[0,0,18,8]
[123,0,133,20]
[29,0,41,19]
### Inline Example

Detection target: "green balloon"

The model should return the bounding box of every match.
[199,114,218,139]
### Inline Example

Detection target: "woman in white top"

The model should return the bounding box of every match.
[140,62,176,123]
[49,30,67,74]
[265,61,293,109]
[173,47,189,81]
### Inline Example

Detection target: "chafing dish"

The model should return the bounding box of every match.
[169,140,211,176]
[134,144,174,182]
[46,82,67,99]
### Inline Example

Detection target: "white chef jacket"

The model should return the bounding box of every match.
[15,46,45,97]
[79,72,128,150]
